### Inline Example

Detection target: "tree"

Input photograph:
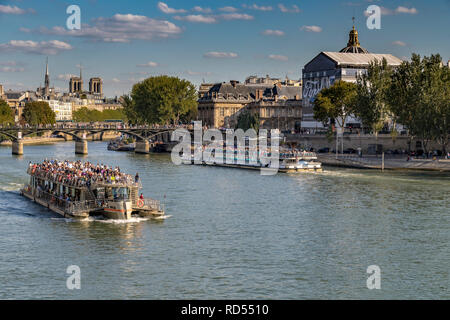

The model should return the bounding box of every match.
[313,80,357,129]
[130,76,198,125]
[72,107,127,122]
[236,110,260,132]
[0,99,14,126]
[120,94,140,124]
[22,101,56,125]
[354,58,393,134]
[387,54,449,153]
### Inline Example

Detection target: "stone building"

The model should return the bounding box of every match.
[197,79,302,130]
[89,77,103,96]
[69,76,83,93]
[301,23,403,131]
[247,84,302,131]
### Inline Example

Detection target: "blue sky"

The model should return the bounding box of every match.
[0,0,449,97]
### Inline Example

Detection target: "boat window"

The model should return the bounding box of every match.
[112,187,129,201]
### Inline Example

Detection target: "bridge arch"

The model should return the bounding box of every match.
[0,131,20,142]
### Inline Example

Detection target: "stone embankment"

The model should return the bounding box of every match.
[318,154,450,172]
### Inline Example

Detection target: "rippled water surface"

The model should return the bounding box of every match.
[0,141,449,299]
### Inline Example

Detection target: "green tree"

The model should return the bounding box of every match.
[22,101,56,125]
[72,107,126,122]
[387,54,449,153]
[131,76,198,125]
[0,99,14,126]
[313,80,357,129]
[354,58,393,134]
[120,94,140,124]
[236,110,260,132]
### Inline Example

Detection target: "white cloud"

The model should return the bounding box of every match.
[300,25,322,33]
[278,4,301,13]
[219,13,254,20]
[203,51,238,59]
[57,74,76,81]
[0,66,25,72]
[0,5,25,14]
[192,6,212,13]
[262,29,285,36]
[24,14,183,43]
[174,13,253,23]
[0,61,25,67]
[219,6,238,12]
[0,40,72,55]
[392,40,407,46]
[268,54,288,61]
[157,2,187,14]
[395,6,418,14]
[244,4,273,11]
[365,6,418,16]
[174,14,217,23]
[137,61,159,67]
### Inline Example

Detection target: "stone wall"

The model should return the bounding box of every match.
[286,134,445,152]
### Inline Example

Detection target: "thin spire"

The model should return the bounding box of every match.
[45,57,49,75]
[352,16,355,29]
[80,63,82,79]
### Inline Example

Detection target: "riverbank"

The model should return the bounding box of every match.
[0,137,66,146]
[318,154,450,172]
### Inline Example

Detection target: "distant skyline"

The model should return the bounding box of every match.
[0,0,449,97]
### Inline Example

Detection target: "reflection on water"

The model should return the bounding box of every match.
[0,141,449,299]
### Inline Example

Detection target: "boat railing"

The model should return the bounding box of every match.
[142,198,162,211]
[28,166,138,188]
[25,188,98,214]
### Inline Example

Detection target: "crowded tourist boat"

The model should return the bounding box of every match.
[183,145,322,173]
[21,160,165,220]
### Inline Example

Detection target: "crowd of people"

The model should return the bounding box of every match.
[28,160,138,188]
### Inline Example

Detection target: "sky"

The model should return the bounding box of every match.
[0,0,449,97]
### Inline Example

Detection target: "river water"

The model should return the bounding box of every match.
[0,141,449,299]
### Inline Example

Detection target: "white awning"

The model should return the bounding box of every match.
[301,121,325,128]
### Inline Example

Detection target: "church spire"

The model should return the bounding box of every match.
[44,57,50,96]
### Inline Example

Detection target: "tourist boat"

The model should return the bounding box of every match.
[183,146,322,173]
[107,140,135,152]
[21,160,165,220]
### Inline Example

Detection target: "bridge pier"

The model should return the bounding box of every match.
[12,139,24,155]
[135,140,149,154]
[75,139,88,155]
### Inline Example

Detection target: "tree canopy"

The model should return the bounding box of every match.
[386,54,450,152]
[123,76,198,125]
[236,111,260,132]
[354,58,393,134]
[313,80,357,128]
[0,99,14,126]
[22,101,56,125]
[72,107,126,122]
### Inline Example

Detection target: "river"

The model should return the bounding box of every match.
[0,141,449,299]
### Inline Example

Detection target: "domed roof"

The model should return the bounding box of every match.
[339,24,369,54]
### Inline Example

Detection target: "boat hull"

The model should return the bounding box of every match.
[21,190,89,219]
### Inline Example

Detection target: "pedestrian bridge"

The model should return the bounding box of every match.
[0,125,182,155]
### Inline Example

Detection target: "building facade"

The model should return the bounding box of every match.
[198,79,302,130]
[301,24,403,131]
[46,100,73,121]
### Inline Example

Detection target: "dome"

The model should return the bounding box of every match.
[339,25,369,54]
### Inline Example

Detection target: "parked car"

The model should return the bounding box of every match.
[318,147,330,153]
[343,148,357,154]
